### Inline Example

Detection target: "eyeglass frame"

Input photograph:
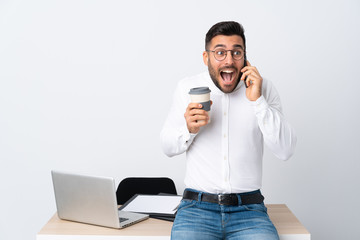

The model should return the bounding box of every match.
[205,48,246,61]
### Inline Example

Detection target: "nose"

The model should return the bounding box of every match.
[224,50,234,65]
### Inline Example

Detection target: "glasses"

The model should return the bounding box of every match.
[206,48,245,61]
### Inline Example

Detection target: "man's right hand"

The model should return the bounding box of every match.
[184,103,210,134]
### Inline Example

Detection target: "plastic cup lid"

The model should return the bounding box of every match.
[189,87,211,95]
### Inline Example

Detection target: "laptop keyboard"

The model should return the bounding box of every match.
[119,217,129,223]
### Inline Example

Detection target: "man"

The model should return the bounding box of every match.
[160,21,296,240]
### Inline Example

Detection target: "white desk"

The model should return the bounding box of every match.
[37,204,310,240]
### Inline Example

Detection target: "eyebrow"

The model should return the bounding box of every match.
[213,44,244,50]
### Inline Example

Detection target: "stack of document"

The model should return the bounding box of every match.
[119,194,183,221]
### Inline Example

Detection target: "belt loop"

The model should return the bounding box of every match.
[198,192,202,202]
[236,194,242,206]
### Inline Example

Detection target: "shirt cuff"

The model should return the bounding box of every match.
[251,96,269,117]
[182,126,198,144]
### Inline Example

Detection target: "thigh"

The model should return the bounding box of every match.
[226,204,279,240]
[171,200,222,240]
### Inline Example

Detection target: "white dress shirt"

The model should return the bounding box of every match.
[160,72,296,194]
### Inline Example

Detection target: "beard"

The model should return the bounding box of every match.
[207,61,241,93]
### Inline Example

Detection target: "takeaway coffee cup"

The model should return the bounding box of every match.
[189,87,211,122]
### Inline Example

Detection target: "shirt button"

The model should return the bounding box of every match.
[224,112,227,116]
[224,134,227,138]
[224,156,227,160]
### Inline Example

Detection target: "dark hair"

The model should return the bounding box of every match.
[205,21,246,50]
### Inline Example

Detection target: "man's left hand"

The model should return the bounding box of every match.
[240,61,263,101]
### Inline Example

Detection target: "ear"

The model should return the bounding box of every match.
[203,51,209,66]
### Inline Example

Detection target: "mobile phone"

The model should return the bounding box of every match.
[243,56,248,88]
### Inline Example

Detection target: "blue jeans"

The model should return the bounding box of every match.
[171,189,279,240]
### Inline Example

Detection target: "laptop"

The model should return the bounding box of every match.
[51,170,149,229]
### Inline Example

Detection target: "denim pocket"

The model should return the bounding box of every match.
[243,203,268,213]
[177,199,197,212]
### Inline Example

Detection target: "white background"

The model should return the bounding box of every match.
[1,0,359,239]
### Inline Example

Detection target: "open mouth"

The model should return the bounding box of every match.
[220,69,234,83]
